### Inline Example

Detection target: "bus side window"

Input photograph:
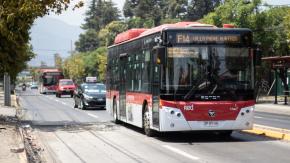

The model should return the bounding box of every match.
[142,50,151,92]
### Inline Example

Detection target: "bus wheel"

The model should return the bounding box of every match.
[143,104,154,137]
[113,99,120,124]
[218,130,233,138]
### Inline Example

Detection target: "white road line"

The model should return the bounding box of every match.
[255,116,264,119]
[87,113,99,119]
[162,145,200,161]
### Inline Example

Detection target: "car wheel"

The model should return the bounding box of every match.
[143,104,154,137]
[59,93,62,98]
[113,99,120,124]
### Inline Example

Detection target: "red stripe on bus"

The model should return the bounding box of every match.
[106,90,119,100]
[160,100,255,121]
[126,92,152,106]
[106,91,152,106]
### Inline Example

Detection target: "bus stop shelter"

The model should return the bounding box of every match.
[262,56,290,105]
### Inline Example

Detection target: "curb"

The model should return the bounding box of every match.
[244,124,290,141]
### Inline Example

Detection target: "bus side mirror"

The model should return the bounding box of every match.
[153,46,166,65]
[253,48,262,66]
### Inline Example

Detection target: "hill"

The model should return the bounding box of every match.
[29,17,83,66]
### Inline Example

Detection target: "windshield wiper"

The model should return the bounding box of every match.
[184,76,209,100]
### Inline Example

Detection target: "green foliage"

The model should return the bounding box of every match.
[0,0,82,79]
[63,47,107,82]
[202,0,289,56]
[63,53,85,81]
[202,0,260,27]
[98,21,128,46]
[187,0,221,21]
[163,0,188,19]
[76,0,120,53]
[285,9,290,48]
[75,29,99,52]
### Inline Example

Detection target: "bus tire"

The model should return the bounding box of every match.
[218,130,233,138]
[113,99,120,124]
[143,104,154,137]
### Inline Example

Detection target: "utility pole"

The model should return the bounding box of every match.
[4,72,11,106]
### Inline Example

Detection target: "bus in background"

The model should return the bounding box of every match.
[106,22,258,137]
[39,69,64,94]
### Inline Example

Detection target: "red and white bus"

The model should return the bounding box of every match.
[39,69,64,94]
[106,22,257,136]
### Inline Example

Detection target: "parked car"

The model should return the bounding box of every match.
[74,83,106,110]
[56,79,76,98]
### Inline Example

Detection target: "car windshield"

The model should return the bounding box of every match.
[83,84,106,93]
[60,80,74,85]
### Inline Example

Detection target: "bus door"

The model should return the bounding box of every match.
[119,54,127,120]
[151,49,162,128]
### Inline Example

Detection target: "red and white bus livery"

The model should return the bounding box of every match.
[39,69,64,94]
[106,22,257,136]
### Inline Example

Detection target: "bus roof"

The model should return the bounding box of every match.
[111,22,216,46]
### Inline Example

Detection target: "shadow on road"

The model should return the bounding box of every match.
[120,122,277,143]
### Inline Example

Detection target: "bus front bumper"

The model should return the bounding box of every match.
[159,105,254,132]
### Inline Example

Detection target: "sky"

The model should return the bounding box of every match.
[48,0,125,26]
[47,0,290,27]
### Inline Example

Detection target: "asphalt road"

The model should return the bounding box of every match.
[18,89,290,163]
[254,111,290,130]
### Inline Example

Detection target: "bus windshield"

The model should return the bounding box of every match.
[43,76,58,86]
[164,46,253,99]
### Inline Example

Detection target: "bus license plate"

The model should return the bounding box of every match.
[204,121,219,127]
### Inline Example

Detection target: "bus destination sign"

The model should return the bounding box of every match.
[176,34,240,44]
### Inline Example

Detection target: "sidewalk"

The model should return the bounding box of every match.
[0,92,27,163]
[255,103,290,116]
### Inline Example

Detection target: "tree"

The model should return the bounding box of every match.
[76,0,120,52]
[82,0,99,30]
[123,0,135,18]
[95,47,107,81]
[98,21,128,46]
[63,53,85,81]
[187,0,221,21]
[0,0,82,79]
[75,29,99,52]
[163,0,188,20]
[285,9,290,49]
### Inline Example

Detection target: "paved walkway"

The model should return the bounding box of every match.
[0,89,26,163]
[255,103,290,116]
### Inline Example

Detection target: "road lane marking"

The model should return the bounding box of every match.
[87,113,99,119]
[162,145,200,161]
[255,116,264,119]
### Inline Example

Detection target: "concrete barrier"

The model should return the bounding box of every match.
[244,124,290,141]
